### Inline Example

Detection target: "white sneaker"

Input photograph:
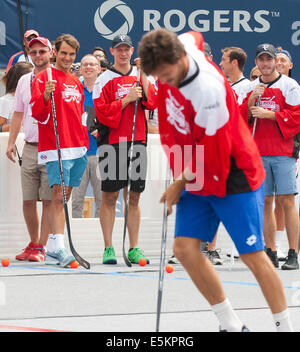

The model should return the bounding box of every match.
[46,248,75,267]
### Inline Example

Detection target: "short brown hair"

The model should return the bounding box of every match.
[92,46,107,58]
[3,62,33,94]
[138,29,185,75]
[55,33,80,53]
[221,46,247,72]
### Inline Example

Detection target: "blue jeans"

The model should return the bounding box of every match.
[261,156,297,196]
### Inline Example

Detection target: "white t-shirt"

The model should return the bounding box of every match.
[0,93,14,123]
[14,71,38,143]
[231,77,251,105]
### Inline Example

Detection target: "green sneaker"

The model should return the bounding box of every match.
[128,247,150,264]
[103,246,117,264]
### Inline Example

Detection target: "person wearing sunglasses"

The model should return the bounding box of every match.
[5,29,39,74]
[6,36,53,263]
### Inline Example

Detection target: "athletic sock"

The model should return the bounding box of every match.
[211,298,244,332]
[47,234,65,252]
[273,309,294,332]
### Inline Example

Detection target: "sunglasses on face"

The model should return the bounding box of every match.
[251,75,259,80]
[29,49,49,56]
[25,35,37,42]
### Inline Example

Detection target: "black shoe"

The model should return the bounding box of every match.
[281,249,299,270]
[266,248,279,268]
[219,325,249,332]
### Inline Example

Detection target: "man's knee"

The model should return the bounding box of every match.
[102,191,119,207]
[23,200,37,209]
[128,192,140,207]
[42,200,51,208]
[173,238,197,262]
[277,194,295,209]
[240,250,272,273]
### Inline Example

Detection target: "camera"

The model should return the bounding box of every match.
[71,63,81,72]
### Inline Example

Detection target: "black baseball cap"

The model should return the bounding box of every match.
[111,34,133,48]
[204,42,212,57]
[256,44,276,59]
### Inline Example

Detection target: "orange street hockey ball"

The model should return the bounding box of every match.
[139,258,147,266]
[70,260,79,269]
[165,264,174,273]
[1,258,10,267]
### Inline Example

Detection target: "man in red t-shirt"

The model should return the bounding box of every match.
[93,34,156,265]
[31,34,89,267]
[138,28,293,332]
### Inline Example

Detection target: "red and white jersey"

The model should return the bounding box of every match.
[158,31,265,197]
[240,74,300,157]
[93,65,157,145]
[30,67,89,164]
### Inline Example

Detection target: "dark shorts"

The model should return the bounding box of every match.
[98,142,147,193]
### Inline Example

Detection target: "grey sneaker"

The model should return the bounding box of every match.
[207,250,223,265]
[168,254,180,265]
[46,248,75,268]
[281,249,299,270]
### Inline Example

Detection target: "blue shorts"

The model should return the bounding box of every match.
[46,155,88,188]
[174,184,265,255]
[261,156,297,196]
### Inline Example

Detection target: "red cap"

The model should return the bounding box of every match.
[29,36,52,50]
[24,29,39,38]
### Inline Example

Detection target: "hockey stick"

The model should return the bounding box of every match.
[15,0,28,62]
[122,68,141,267]
[156,165,171,332]
[15,145,22,166]
[47,68,90,270]
[252,95,261,137]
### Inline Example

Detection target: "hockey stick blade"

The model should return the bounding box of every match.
[64,204,90,269]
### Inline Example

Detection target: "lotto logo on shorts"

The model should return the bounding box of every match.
[40,154,47,160]
[246,234,257,246]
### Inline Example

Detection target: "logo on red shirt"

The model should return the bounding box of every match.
[166,89,190,135]
[62,84,82,103]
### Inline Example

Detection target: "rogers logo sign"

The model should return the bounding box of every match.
[143,9,274,33]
